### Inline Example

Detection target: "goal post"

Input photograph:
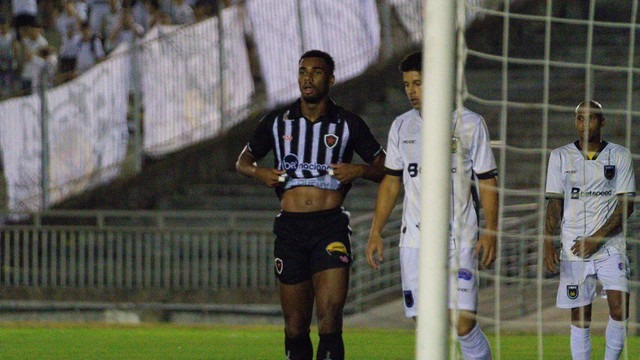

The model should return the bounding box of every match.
[417,1,455,359]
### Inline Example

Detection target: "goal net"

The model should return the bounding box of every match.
[426,0,640,358]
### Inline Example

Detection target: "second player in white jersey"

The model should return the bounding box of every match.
[545,141,636,261]
[385,107,497,250]
[367,52,498,360]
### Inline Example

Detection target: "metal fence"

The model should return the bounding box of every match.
[4,203,636,317]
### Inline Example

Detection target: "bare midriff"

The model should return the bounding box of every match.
[280,187,344,212]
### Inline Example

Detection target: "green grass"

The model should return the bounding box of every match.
[0,323,638,359]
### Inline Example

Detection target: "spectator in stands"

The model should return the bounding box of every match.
[11,0,37,40]
[55,0,84,41]
[170,0,195,25]
[193,0,216,22]
[0,15,17,98]
[76,21,105,74]
[72,0,90,24]
[146,0,171,28]
[19,22,48,56]
[57,16,82,81]
[19,44,57,94]
[127,0,151,32]
[107,7,144,52]
[14,21,49,91]
[101,0,123,52]
[87,0,111,37]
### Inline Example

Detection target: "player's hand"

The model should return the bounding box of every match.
[474,232,496,268]
[254,167,285,188]
[570,236,602,259]
[330,163,363,184]
[365,232,384,270]
[543,240,559,273]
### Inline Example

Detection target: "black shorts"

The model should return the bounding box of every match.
[273,207,352,284]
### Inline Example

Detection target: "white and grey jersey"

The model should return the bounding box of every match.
[545,141,636,261]
[385,108,497,249]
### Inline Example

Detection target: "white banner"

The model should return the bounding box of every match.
[0,55,130,213]
[141,6,254,157]
[246,0,381,107]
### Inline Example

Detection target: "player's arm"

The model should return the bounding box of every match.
[331,152,386,184]
[571,194,635,259]
[476,175,498,268]
[235,145,284,188]
[543,196,563,273]
[366,172,402,270]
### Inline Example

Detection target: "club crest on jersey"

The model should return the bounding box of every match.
[604,165,615,180]
[275,258,283,274]
[567,285,579,300]
[324,134,339,149]
[451,136,458,153]
[404,290,414,308]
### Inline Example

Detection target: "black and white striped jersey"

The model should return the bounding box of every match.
[247,99,384,198]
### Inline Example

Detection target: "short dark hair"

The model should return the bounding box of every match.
[299,50,335,76]
[576,99,604,120]
[399,51,422,73]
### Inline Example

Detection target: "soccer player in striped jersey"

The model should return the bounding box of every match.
[365,51,498,360]
[544,100,636,360]
[236,49,385,360]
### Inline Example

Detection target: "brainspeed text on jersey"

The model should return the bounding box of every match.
[578,189,613,197]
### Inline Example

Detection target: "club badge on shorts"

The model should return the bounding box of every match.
[567,285,579,300]
[275,258,284,274]
[604,165,615,180]
[403,290,414,308]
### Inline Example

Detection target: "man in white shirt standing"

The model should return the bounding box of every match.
[544,100,636,360]
[12,0,38,32]
[366,51,498,360]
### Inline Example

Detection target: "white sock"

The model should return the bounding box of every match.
[604,317,627,360]
[570,325,591,360]
[459,323,492,360]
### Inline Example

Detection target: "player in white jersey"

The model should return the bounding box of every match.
[544,100,636,360]
[366,52,498,360]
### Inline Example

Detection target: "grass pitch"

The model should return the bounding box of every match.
[0,323,638,359]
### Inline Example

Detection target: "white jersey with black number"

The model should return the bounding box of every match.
[385,108,497,249]
[545,141,636,261]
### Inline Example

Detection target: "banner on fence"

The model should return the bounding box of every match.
[246,0,380,108]
[0,56,130,213]
[140,6,254,157]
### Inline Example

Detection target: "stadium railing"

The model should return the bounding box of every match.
[4,202,636,319]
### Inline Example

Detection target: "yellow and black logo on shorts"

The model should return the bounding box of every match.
[326,242,350,264]
[325,242,348,255]
[567,285,579,300]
